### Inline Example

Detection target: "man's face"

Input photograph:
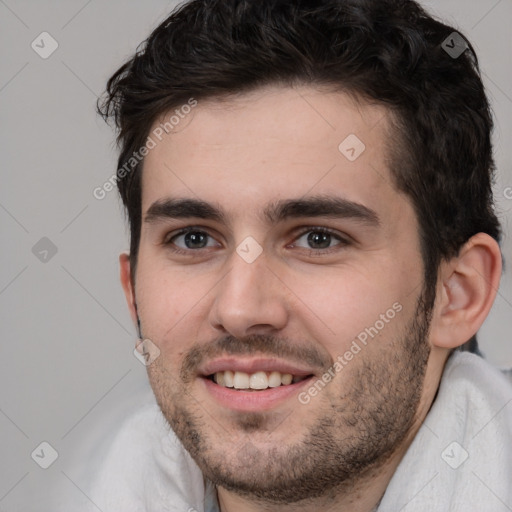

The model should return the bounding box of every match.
[127,86,438,501]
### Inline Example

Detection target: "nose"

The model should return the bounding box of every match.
[208,249,289,338]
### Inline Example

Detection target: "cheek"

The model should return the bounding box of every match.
[135,249,220,364]
[288,265,410,353]
[136,272,187,331]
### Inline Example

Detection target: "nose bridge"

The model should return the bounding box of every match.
[209,248,288,335]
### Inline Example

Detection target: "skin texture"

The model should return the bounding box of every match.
[120,86,502,512]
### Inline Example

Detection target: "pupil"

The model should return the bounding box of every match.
[185,231,207,248]
[307,231,331,249]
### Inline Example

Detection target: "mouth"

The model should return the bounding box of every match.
[198,358,317,411]
[206,370,311,391]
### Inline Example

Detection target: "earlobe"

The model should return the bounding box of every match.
[430,233,502,350]
[119,252,139,331]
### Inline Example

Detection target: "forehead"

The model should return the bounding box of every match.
[140,85,409,228]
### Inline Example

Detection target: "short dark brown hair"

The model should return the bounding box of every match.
[98,0,501,320]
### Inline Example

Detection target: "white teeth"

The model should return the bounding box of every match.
[249,371,268,390]
[215,372,225,386]
[212,370,306,390]
[268,371,282,388]
[233,371,250,389]
[224,370,234,388]
[281,373,293,386]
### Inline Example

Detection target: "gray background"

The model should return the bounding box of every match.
[0,0,511,510]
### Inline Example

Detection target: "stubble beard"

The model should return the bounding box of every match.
[147,293,433,505]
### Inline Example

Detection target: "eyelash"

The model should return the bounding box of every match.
[162,226,350,256]
[162,227,219,256]
[291,226,350,254]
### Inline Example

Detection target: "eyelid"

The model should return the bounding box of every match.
[162,226,222,248]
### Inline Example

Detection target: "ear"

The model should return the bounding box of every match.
[119,252,139,332]
[429,233,502,349]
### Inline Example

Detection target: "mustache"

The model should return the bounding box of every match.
[180,334,332,382]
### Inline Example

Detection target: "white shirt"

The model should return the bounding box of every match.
[67,352,512,511]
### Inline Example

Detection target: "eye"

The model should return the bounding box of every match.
[292,227,347,252]
[165,228,220,252]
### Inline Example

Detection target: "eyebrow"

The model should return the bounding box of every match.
[144,195,380,227]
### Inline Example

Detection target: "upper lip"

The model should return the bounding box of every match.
[199,357,316,377]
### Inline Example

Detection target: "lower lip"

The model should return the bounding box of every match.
[201,376,314,412]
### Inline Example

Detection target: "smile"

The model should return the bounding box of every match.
[208,370,310,390]
[198,358,317,411]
